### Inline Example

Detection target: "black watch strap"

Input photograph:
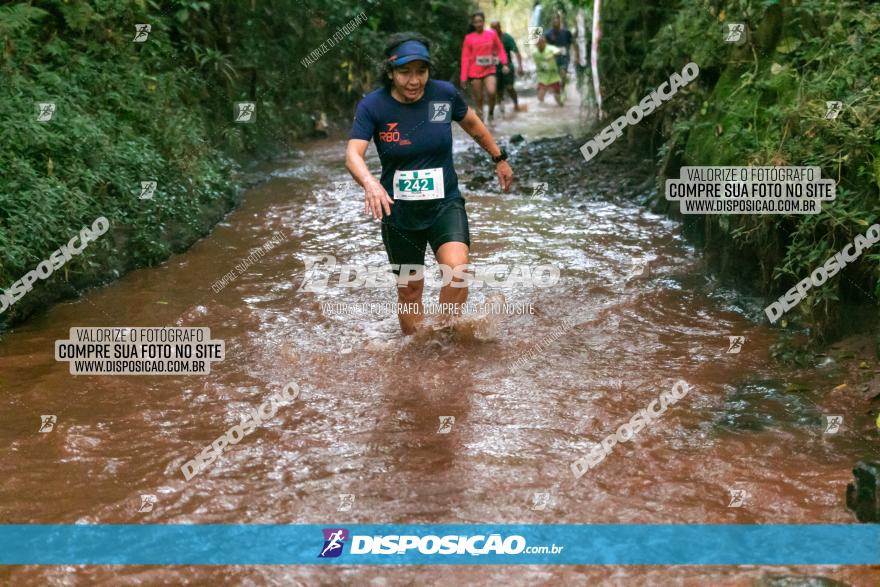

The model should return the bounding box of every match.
[492,148,508,164]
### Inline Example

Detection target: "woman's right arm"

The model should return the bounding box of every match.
[345,139,393,219]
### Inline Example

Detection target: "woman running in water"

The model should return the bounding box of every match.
[533,35,563,107]
[459,12,508,122]
[345,32,513,335]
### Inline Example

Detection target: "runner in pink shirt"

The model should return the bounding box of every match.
[459,11,508,123]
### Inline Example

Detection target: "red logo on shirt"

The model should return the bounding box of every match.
[378,123,411,145]
[379,123,401,143]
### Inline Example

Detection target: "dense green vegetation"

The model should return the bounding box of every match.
[0,0,473,328]
[591,0,880,340]
[4,0,876,342]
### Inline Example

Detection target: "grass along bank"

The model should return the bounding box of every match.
[0,0,474,330]
[591,0,880,345]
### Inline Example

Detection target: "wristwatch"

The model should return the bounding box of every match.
[492,148,508,164]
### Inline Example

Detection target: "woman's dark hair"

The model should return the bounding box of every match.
[381,32,433,90]
[468,11,485,33]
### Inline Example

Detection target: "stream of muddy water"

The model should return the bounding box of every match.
[1,86,878,585]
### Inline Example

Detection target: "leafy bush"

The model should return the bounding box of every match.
[598,0,880,339]
[0,0,474,327]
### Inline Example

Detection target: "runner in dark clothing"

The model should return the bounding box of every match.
[345,33,514,335]
[490,21,525,113]
[545,13,576,93]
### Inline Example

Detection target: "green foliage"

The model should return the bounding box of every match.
[0,0,474,326]
[601,0,880,338]
[769,329,815,367]
[0,4,50,36]
[0,0,235,318]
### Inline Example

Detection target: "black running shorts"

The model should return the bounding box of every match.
[380,198,470,275]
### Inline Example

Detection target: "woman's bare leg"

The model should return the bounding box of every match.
[470,77,485,119]
[395,277,424,334]
[485,75,498,118]
[435,242,469,317]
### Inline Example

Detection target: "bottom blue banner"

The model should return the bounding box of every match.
[1,524,878,565]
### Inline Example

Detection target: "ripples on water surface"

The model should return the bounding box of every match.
[1,92,877,586]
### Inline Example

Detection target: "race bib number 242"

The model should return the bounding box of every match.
[393,168,445,201]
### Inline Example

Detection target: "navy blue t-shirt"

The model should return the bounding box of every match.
[545,27,573,65]
[350,79,469,231]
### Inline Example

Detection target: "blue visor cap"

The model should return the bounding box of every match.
[388,41,432,67]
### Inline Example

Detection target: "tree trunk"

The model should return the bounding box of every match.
[591,0,604,119]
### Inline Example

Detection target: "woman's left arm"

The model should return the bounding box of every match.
[457,108,513,192]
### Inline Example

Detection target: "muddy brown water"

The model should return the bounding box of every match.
[1,86,878,585]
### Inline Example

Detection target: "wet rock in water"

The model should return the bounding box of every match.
[757,576,851,587]
[846,461,880,522]
[466,172,493,190]
[712,381,822,432]
[176,305,210,325]
[863,378,880,401]
[500,132,654,204]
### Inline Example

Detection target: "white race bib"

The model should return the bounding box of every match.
[393,168,444,201]
[475,55,495,66]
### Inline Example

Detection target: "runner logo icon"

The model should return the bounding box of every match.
[319,528,349,558]
[133,24,151,43]
[337,494,355,512]
[526,26,543,45]
[824,415,843,434]
[437,416,455,434]
[138,494,157,513]
[234,102,256,123]
[824,101,843,120]
[39,415,57,433]
[723,23,745,43]
[728,489,748,508]
[139,181,157,200]
[726,336,745,354]
[429,101,451,123]
[36,103,56,122]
